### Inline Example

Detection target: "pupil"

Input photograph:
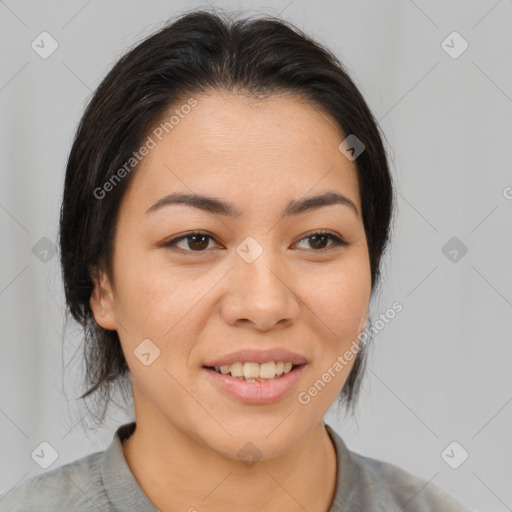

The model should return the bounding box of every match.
[310,235,327,249]
[187,234,329,251]
[189,234,208,250]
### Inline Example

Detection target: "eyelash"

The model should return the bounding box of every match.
[162,230,347,255]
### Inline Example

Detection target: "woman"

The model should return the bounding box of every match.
[0,8,471,512]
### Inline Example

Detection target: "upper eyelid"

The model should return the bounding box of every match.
[165,230,345,250]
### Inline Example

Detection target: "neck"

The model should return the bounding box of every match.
[122,414,338,512]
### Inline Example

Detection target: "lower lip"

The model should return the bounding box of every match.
[203,365,306,405]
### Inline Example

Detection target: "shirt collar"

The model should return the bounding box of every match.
[325,423,356,511]
[101,422,159,511]
[100,421,351,512]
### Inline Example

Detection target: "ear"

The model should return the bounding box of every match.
[89,267,118,331]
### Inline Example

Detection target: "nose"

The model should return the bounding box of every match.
[220,249,301,332]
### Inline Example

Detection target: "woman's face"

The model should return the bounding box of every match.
[91,91,371,460]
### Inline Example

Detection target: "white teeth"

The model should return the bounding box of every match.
[230,362,244,378]
[243,362,260,379]
[259,361,276,379]
[211,360,298,380]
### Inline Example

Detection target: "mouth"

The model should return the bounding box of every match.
[202,361,307,405]
[203,361,306,382]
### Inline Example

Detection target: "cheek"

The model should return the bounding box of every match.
[111,253,220,379]
[305,262,371,341]
[111,248,193,343]
[296,263,371,413]
[112,268,196,391]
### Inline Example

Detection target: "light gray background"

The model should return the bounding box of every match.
[1,1,511,510]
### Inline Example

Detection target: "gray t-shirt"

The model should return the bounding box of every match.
[0,422,471,511]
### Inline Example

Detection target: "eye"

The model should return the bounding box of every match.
[163,231,219,253]
[162,230,347,254]
[295,231,347,251]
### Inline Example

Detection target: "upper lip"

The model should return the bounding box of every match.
[203,348,308,367]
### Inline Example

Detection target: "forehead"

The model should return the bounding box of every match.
[121,91,360,216]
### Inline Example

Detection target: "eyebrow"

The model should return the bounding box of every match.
[145,191,359,218]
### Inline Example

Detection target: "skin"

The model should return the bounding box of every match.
[90,90,371,512]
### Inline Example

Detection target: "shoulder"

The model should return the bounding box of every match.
[349,450,471,511]
[325,424,471,511]
[0,450,112,512]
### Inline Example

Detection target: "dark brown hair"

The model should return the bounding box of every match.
[59,8,394,426]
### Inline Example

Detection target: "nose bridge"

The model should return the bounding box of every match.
[236,235,289,300]
[221,235,300,329]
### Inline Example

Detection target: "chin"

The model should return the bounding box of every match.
[195,414,313,463]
